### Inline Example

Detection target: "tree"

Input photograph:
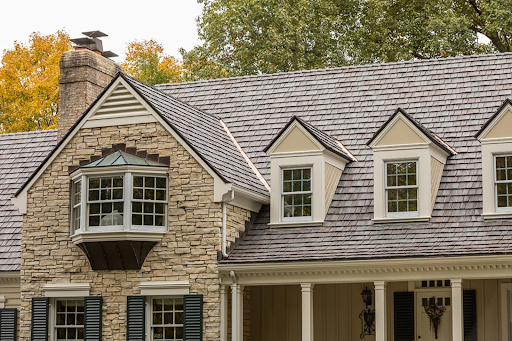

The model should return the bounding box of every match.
[122,40,184,85]
[0,31,71,133]
[182,0,511,78]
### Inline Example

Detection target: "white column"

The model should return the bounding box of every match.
[237,285,244,341]
[231,283,238,341]
[220,285,228,341]
[374,281,387,341]
[301,283,314,341]
[451,279,464,341]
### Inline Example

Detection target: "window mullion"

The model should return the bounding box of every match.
[80,175,87,232]
[124,172,132,231]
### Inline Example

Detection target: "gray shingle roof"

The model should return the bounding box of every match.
[124,74,269,195]
[0,130,57,271]
[157,53,512,263]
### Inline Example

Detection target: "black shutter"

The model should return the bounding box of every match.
[184,295,203,341]
[0,308,17,341]
[394,292,414,341]
[85,296,102,341]
[127,296,146,341]
[463,290,477,341]
[31,297,49,341]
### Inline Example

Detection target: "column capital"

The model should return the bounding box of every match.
[451,278,463,288]
[301,283,315,292]
[374,280,387,290]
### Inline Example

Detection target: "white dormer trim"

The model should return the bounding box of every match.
[369,110,452,223]
[476,102,512,142]
[266,120,350,227]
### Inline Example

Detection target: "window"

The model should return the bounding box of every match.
[132,176,167,227]
[151,298,184,341]
[71,172,168,234]
[71,179,82,232]
[282,168,312,220]
[55,299,84,341]
[385,161,418,215]
[496,155,512,210]
[88,176,124,227]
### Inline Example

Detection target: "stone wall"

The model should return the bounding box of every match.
[20,122,252,340]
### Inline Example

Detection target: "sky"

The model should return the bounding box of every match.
[0,0,204,61]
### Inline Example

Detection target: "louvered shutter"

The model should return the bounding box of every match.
[32,297,49,341]
[463,290,477,341]
[394,292,414,341]
[184,295,203,341]
[0,308,17,341]
[85,296,102,341]
[127,296,146,341]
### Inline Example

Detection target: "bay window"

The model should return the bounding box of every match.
[71,171,168,234]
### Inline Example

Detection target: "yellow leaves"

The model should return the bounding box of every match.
[0,30,71,133]
[121,40,184,85]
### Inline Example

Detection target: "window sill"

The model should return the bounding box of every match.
[372,216,430,224]
[268,220,324,228]
[482,212,512,220]
[71,230,166,244]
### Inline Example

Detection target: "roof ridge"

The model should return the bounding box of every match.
[156,52,512,88]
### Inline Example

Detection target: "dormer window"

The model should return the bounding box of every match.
[476,99,512,219]
[282,168,312,220]
[264,116,355,227]
[495,155,512,211]
[367,108,456,223]
[385,161,418,215]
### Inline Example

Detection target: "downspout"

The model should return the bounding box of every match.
[230,271,238,341]
[222,190,235,258]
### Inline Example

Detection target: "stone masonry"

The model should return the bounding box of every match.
[58,49,120,140]
[20,122,252,340]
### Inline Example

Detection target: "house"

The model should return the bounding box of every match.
[1,42,512,341]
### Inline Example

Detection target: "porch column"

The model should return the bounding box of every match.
[451,279,463,341]
[221,285,228,341]
[231,284,244,341]
[374,281,387,341]
[301,283,314,341]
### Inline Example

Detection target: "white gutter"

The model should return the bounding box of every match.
[221,190,235,258]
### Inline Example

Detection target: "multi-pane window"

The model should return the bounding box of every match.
[282,168,312,219]
[132,176,167,226]
[151,298,184,341]
[55,299,84,341]
[88,176,124,226]
[496,155,512,209]
[72,179,82,232]
[386,161,418,214]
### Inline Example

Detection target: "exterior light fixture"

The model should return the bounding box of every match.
[359,287,376,338]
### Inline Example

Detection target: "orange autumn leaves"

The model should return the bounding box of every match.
[0,31,71,133]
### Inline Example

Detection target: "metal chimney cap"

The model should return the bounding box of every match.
[82,30,108,38]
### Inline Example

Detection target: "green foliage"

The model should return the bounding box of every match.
[182,0,512,79]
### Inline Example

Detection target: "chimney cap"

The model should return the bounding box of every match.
[82,30,108,38]
[71,30,118,58]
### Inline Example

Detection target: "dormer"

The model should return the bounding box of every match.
[264,116,356,227]
[367,108,456,223]
[476,99,512,219]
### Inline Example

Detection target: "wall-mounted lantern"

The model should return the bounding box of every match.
[359,286,375,339]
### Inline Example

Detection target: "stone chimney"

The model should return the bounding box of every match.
[58,48,120,140]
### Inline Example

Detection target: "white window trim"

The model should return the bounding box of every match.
[44,283,91,298]
[48,297,86,341]
[70,168,168,235]
[384,160,419,218]
[281,166,313,222]
[145,296,185,341]
[481,138,512,219]
[139,281,190,296]
[494,154,512,213]
[0,295,5,309]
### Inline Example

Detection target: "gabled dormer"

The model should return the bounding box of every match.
[367,108,456,223]
[476,99,512,219]
[264,116,356,227]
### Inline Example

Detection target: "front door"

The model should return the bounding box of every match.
[416,291,452,341]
